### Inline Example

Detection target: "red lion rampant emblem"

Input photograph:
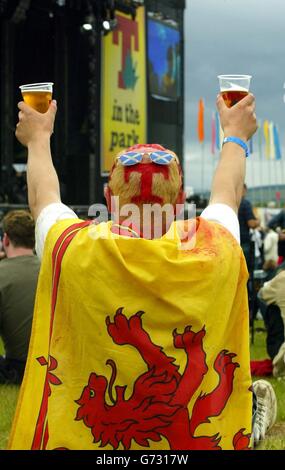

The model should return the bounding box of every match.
[75,308,251,450]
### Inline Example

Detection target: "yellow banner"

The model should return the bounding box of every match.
[101,7,147,174]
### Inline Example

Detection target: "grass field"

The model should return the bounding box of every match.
[0,323,284,450]
[0,384,19,449]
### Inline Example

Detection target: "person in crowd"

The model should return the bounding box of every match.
[251,227,263,270]
[267,208,285,265]
[0,210,40,384]
[264,201,278,227]
[238,186,260,325]
[263,227,279,275]
[259,270,285,378]
[9,92,277,450]
[238,184,260,272]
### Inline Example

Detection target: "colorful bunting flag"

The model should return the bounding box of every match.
[273,124,282,160]
[197,99,205,143]
[269,122,276,160]
[263,120,270,159]
[198,109,282,163]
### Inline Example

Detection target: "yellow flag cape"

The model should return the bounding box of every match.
[8,218,252,450]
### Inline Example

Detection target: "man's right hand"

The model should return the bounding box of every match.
[217,93,258,142]
[16,100,57,148]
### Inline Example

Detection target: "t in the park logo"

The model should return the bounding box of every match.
[113,14,139,90]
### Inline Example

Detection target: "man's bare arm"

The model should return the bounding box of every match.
[15,101,59,221]
[210,94,258,213]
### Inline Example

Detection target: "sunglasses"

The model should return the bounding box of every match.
[117,151,179,167]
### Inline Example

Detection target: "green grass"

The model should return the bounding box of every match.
[0,385,19,449]
[0,340,20,450]
[0,324,284,450]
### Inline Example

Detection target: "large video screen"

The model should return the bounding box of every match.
[147,18,181,100]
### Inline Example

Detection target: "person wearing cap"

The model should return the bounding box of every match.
[8,93,276,450]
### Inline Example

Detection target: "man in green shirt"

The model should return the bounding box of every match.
[0,210,40,384]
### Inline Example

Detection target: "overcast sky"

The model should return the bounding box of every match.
[184,0,285,193]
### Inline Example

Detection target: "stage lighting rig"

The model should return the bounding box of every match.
[82,16,94,30]
[102,0,117,33]
[77,0,145,35]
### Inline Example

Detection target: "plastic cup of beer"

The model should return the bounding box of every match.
[218,75,251,108]
[19,82,53,113]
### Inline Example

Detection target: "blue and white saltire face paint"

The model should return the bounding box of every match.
[117,151,178,167]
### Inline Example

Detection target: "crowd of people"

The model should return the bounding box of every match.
[237,188,285,379]
[0,92,283,450]
[239,189,284,276]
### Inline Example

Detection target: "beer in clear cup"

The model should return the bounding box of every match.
[19,82,53,113]
[218,75,251,107]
